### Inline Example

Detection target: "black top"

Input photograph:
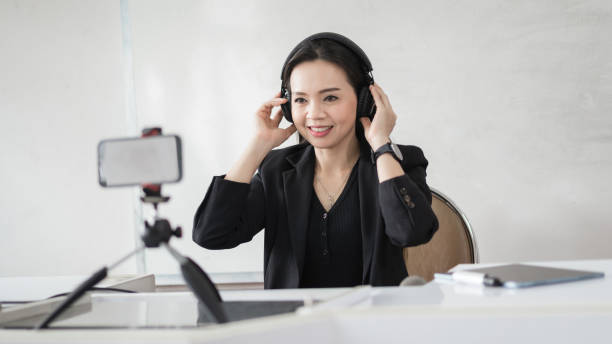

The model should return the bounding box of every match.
[300,163,362,288]
[192,143,439,289]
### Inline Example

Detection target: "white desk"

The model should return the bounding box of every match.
[1,259,610,343]
[367,259,612,310]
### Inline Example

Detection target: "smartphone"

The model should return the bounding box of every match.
[98,135,182,187]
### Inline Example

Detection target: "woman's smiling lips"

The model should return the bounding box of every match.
[308,125,333,137]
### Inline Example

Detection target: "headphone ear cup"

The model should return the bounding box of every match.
[280,88,293,123]
[357,86,376,120]
[281,102,292,123]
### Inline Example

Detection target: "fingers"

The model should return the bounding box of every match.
[264,97,287,109]
[370,83,391,109]
[377,83,391,108]
[272,108,284,126]
[360,117,371,133]
[284,124,297,138]
[256,97,287,119]
[369,84,385,109]
[274,124,296,144]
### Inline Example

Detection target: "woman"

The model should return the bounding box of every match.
[193,32,438,288]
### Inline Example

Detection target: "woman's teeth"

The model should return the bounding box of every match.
[310,126,331,132]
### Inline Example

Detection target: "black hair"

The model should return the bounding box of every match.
[281,38,369,146]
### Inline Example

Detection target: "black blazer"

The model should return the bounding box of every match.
[193,142,438,288]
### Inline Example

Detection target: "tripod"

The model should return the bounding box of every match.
[36,195,228,329]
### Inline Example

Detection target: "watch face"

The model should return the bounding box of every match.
[391,144,403,161]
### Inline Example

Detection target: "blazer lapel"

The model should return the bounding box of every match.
[282,145,315,283]
[357,151,378,283]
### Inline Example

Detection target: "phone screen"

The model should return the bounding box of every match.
[98,135,182,187]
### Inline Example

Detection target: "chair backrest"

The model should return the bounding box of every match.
[403,187,478,281]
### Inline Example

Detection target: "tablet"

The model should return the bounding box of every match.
[464,264,605,288]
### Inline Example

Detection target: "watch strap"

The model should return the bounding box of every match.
[371,142,400,163]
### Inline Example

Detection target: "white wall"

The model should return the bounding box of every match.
[0,0,137,276]
[1,0,611,277]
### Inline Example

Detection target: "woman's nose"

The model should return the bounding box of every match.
[306,101,324,119]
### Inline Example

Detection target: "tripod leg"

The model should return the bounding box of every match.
[163,244,228,323]
[36,267,107,329]
[36,245,145,329]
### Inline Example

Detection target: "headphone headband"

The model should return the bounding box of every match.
[280,32,373,81]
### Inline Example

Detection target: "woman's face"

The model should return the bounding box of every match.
[289,59,358,150]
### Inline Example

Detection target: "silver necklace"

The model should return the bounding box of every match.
[315,167,353,210]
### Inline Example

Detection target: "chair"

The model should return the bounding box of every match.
[402,187,478,281]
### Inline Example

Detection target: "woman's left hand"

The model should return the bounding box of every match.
[360,83,397,151]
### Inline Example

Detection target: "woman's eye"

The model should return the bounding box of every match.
[294,97,306,104]
[324,95,338,102]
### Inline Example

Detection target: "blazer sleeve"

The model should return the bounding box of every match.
[378,146,439,247]
[192,172,266,250]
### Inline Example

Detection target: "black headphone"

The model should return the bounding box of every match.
[280,32,375,123]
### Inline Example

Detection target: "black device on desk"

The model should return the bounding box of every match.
[7,129,303,330]
[197,300,305,325]
[435,264,605,288]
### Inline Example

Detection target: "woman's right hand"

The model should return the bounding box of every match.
[225,93,296,183]
[253,92,296,152]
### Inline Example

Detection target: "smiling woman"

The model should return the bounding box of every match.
[192,32,439,289]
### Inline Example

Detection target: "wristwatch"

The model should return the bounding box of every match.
[372,141,403,163]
